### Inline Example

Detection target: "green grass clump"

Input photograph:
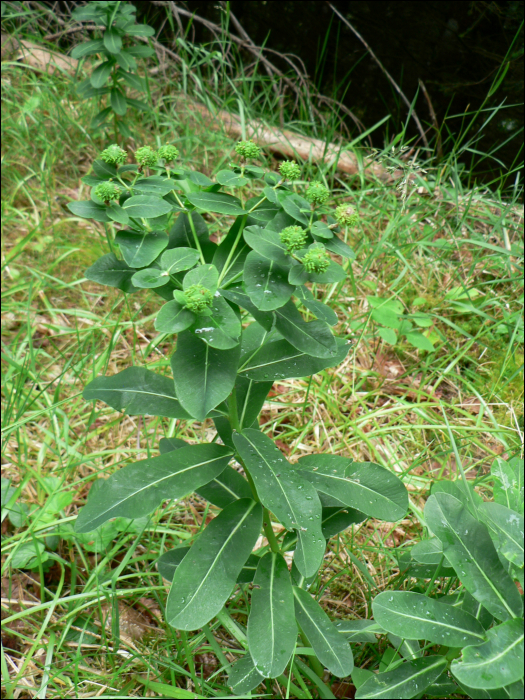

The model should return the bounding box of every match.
[1,14,523,698]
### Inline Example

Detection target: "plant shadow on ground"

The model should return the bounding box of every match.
[1,22,523,699]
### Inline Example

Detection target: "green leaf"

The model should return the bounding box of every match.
[280,193,310,226]
[85,253,138,293]
[131,268,168,288]
[106,203,129,225]
[273,301,338,359]
[118,69,145,92]
[451,620,524,690]
[248,553,297,678]
[405,331,435,351]
[186,192,245,216]
[479,502,524,567]
[133,176,177,197]
[335,619,384,643]
[168,212,209,248]
[92,159,117,179]
[233,430,324,578]
[321,506,366,538]
[83,366,190,419]
[196,466,253,508]
[296,456,408,522]
[126,45,155,58]
[492,456,524,514]
[111,88,128,116]
[372,591,486,647]
[221,287,275,330]
[190,295,241,350]
[115,49,137,71]
[103,27,123,54]
[228,654,264,695]
[122,195,173,218]
[183,264,219,294]
[124,23,155,37]
[293,586,354,677]
[425,493,523,622]
[90,60,114,88]
[171,331,240,420]
[239,337,350,381]
[296,286,338,326]
[71,39,105,59]
[377,327,398,345]
[311,221,334,239]
[11,541,47,569]
[324,235,355,259]
[166,498,262,629]
[75,443,233,532]
[67,200,110,222]
[115,230,168,268]
[155,300,195,334]
[410,538,447,566]
[158,546,259,583]
[244,251,295,311]
[243,226,289,266]
[356,656,447,699]
[371,307,400,329]
[216,170,249,187]
[160,248,200,274]
[234,376,272,429]
[289,258,346,285]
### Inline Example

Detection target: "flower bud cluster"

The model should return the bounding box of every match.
[335,203,359,227]
[279,160,301,181]
[99,144,127,166]
[280,225,307,254]
[235,140,261,160]
[303,245,330,274]
[184,284,214,313]
[135,146,158,168]
[94,181,121,203]
[158,145,179,163]
[305,182,330,205]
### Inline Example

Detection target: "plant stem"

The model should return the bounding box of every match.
[262,507,281,554]
[186,210,206,264]
[217,214,248,286]
[298,626,325,679]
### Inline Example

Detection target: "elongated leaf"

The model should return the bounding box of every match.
[85,253,138,293]
[124,23,156,37]
[160,247,200,274]
[296,456,408,522]
[197,466,253,508]
[426,493,523,621]
[234,376,272,429]
[325,235,355,259]
[244,251,295,311]
[296,285,338,326]
[190,295,241,350]
[243,226,289,265]
[321,506,366,538]
[166,498,262,629]
[158,547,259,584]
[83,367,190,419]
[67,200,110,222]
[410,538,445,565]
[186,191,245,215]
[273,301,338,359]
[356,656,447,699]
[491,456,524,514]
[103,27,123,54]
[248,553,297,677]
[233,429,324,577]
[168,211,209,248]
[115,230,168,268]
[131,268,168,288]
[107,203,129,225]
[221,287,275,330]
[239,337,350,381]
[372,591,486,647]
[280,193,310,226]
[212,215,249,279]
[479,502,524,566]
[293,586,354,677]
[228,654,264,695]
[155,300,195,334]
[76,443,233,532]
[90,60,113,88]
[451,619,524,690]
[71,38,106,59]
[216,169,248,187]
[122,195,172,218]
[110,87,127,115]
[171,331,240,420]
[335,619,384,643]
[132,176,177,197]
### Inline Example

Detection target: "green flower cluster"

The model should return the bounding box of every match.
[135,146,158,168]
[99,144,127,166]
[235,140,261,160]
[184,284,214,313]
[303,246,330,274]
[306,181,330,205]
[158,145,179,163]
[94,181,121,203]
[280,225,307,254]
[279,160,301,181]
[335,203,359,227]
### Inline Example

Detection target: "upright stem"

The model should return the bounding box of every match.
[262,508,281,554]
[186,210,206,264]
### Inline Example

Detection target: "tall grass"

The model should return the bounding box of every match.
[1,3,523,697]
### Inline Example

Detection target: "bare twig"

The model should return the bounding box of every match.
[419,79,442,158]
[327,2,429,149]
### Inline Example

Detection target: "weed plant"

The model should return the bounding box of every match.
[1,3,524,698]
